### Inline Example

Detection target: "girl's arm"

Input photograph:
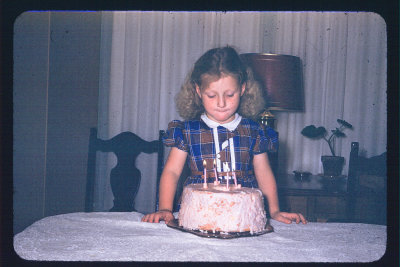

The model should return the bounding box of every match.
[141,147,187,223]
[253,152,307,224]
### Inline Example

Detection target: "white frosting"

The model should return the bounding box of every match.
[178,184,267,233]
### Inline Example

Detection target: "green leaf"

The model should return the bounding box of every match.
[337,119,353,129]
[335,131,346,137]
[331,128,346,137]
[301,125,327,138]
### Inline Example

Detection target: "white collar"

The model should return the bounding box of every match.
[200,113,242,131]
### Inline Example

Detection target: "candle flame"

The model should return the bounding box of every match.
[203,160,206,167]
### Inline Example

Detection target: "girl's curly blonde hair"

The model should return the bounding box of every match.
[175,46,266,121]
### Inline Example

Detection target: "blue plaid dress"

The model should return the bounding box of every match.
[162,116,278,188]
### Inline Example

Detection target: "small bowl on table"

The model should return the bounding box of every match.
[293,171,311,181]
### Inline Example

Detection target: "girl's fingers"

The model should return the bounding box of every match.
[141,211,173,223]
[141,213,156,223]
[294,214,300,224]
[141,214,148,222]
[281,216,292,224]
[273,213,291,224]
[289,213,307,224]
[299,213,307,224]
[274,212,307,224]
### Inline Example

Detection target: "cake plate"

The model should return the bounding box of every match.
[167,219,273,239]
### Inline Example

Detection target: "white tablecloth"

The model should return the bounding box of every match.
[14,212,386,262]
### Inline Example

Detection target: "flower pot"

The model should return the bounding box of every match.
[321,156,345,177]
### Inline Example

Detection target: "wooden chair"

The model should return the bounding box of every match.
[344,142,387,224]
[85,128,164,212]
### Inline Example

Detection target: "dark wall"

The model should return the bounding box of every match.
[13,11,101,234]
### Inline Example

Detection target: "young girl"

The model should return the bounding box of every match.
[142,46,307,225]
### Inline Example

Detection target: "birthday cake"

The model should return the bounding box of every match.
[178,183,267,233]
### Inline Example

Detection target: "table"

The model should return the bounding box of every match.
[14,212,386,262]
[276,174,348,222]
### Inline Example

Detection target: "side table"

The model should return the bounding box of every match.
[276,174,348,222]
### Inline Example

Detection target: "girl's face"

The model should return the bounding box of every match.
[196,75,245,124]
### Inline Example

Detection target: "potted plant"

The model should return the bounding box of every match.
[301,119,353,176]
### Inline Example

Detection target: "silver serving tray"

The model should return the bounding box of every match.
[167,219,273,239]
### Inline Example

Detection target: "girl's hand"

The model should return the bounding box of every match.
[271,211,307,224]
[141,210,174,224]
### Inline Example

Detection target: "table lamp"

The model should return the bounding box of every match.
[240,53,304,129]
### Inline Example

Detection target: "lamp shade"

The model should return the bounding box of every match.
[240,53,304,111]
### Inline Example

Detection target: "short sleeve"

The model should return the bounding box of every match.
[162,120,189,152]
[253,124,279,155]
[264,126,279,153]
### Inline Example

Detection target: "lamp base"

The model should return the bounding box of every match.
[259,109,276,129]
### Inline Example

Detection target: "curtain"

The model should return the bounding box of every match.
[261,12,386,175]
[95,11,264,213]
[96,11,387,213]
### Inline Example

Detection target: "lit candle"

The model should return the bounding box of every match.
[213,159,219,185]
[203,160,207,188]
